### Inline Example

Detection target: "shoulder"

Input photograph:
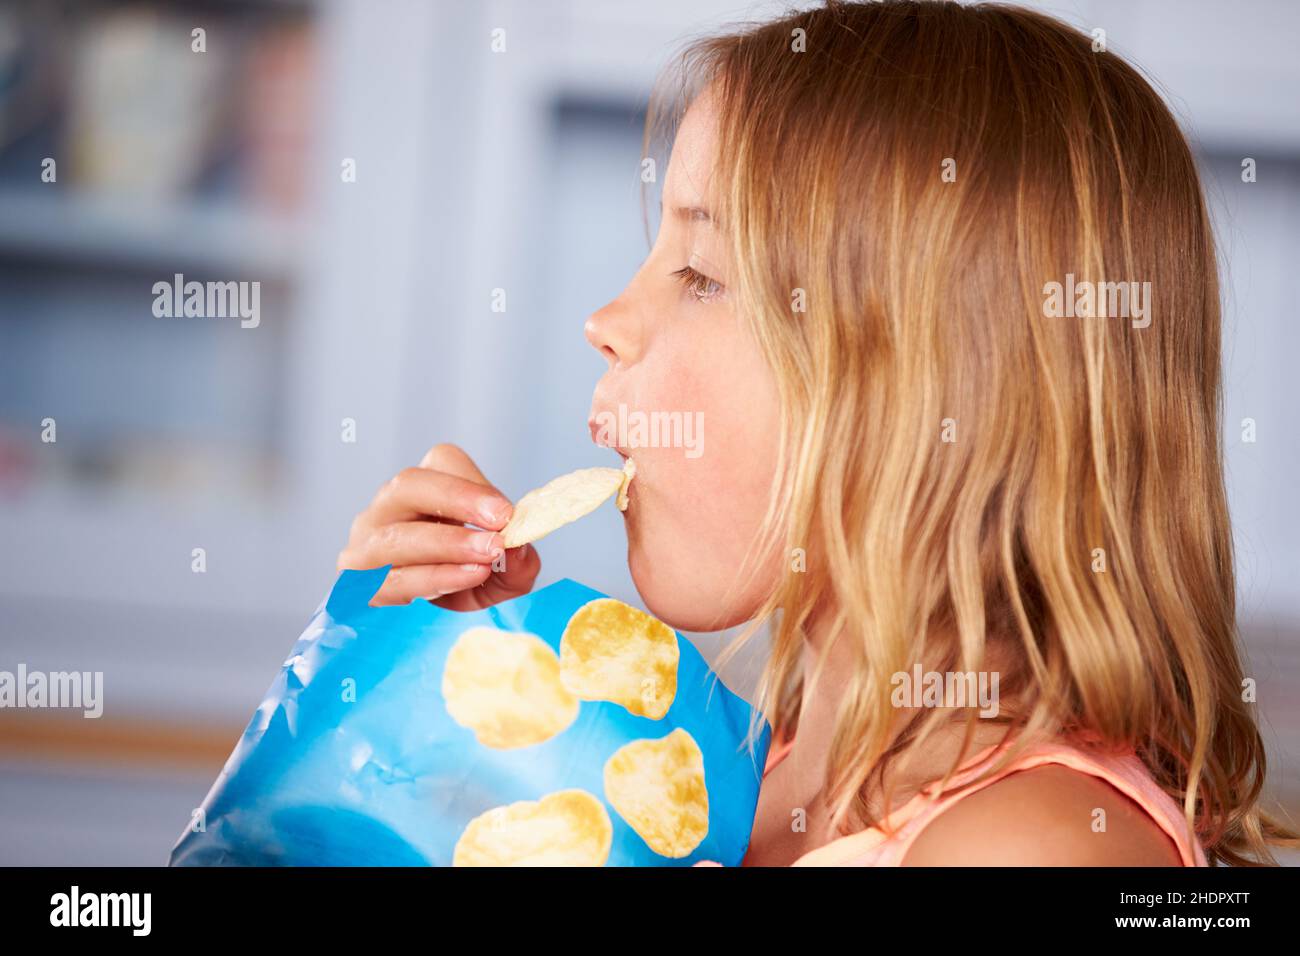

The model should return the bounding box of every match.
[900,763,1183,866]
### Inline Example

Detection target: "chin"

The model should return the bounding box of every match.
[628,542,754,633]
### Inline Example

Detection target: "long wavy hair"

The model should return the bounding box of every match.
[644,0,1295,865]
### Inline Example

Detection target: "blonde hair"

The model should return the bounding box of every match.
[645,0,1295,865]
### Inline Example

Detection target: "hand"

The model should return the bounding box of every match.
[337,443,540,609]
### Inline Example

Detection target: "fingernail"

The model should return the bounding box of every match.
[472,531,501,555]
[479,498,511,525]
[461,563,485,572]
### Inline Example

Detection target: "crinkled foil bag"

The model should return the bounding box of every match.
[169,567,769,867]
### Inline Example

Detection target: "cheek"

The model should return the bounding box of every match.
[625,323,783,631]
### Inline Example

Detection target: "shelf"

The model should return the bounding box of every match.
[0,189,307,276]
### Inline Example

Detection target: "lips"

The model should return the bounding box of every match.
[589,417,635,515]
[588,417,629,459]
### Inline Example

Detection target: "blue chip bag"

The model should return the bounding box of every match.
[169,566,770,867]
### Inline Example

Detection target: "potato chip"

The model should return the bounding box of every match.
[603,729,709,858]
[559,598,678,719]
[453,789,612,866]
[441,627,579,749]
[501,466,625,548]
[616,457,636,511]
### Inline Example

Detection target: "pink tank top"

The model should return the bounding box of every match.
[714,732,1207,867]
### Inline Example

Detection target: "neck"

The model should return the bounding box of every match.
[785,607,1023,824]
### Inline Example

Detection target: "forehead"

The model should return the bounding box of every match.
[663,88,720,207]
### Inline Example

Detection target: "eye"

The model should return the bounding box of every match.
[670,265,725,303]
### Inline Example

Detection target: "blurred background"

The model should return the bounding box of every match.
[0,0,1296,865]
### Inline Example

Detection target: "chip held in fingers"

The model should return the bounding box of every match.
[501,458,635,548]
[453,789,613,866]
[559,597,678,719]
[604,729,709,858]
[442,627,579,749]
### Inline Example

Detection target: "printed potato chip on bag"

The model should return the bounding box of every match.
[560,598,679,719]
[604,729,710,858]
[169,566,769,867]
[453,789,612,867]
[442,627,578,749]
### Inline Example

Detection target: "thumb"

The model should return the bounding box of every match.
[478,543,541,604]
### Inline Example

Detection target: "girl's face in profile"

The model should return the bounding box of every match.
[585,90,784,633]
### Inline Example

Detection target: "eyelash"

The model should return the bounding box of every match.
[671,265,725,303]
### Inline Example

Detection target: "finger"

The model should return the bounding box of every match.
[433,545,541,612]
[368,467,513,529]
[341,522,503,570]
[368,563,492,606]
[487,543,541,596]
[419,443,501,494]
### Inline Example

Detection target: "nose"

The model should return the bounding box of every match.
[584,288,643,368]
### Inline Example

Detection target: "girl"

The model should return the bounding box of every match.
[339,0,1294,865]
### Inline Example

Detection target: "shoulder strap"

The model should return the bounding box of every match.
[848,742,1207,866]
